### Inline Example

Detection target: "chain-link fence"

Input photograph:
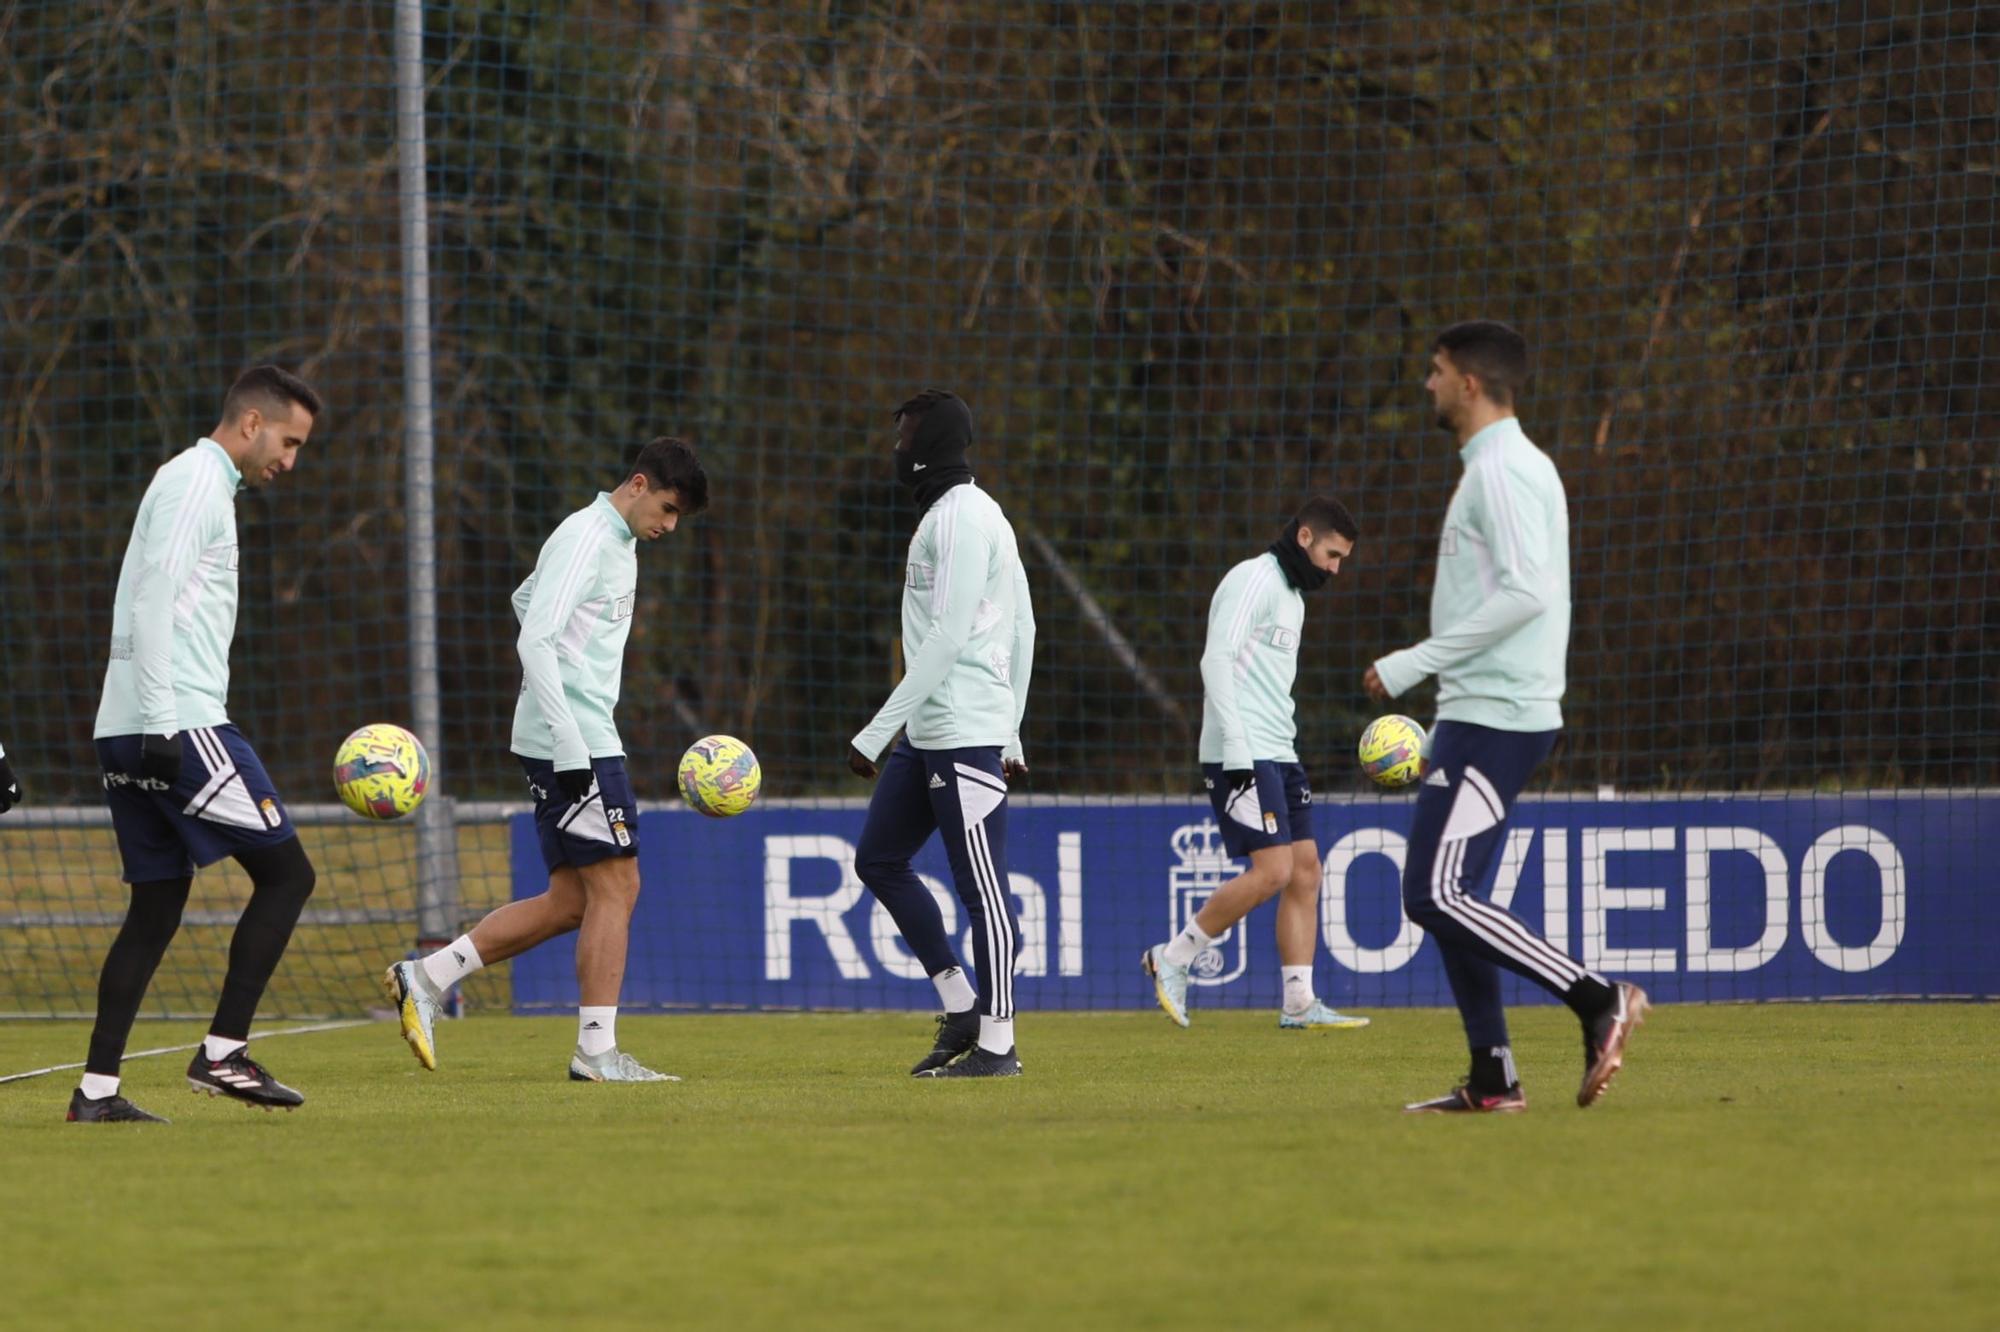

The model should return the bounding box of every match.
[2,1,1994,1016]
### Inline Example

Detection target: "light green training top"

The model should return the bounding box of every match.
[1373,416,1570,732]
[510,493,638,769]
[851,482,1035,760]
[95,438,243,738]
[1198,551,1305,769]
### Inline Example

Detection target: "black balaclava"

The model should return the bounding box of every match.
[896,391,975,511]
[1269,520,1330,593]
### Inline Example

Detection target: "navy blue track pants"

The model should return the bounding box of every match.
[854,740,1017,1019]
[1401,720,1593,1049]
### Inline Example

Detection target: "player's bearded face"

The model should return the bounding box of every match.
[241,404,312,488]
[1305,531,1353,575]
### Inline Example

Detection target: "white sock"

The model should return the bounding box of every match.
[79,1072,120,1099]
[420,934,484,995]
[1281,966,1316,1015]
[203,1035,246,1062]
[578,1006,617,1056]
[931,966,977,1013]
[1160,922,1214,968]
[978,1015,1015,1055]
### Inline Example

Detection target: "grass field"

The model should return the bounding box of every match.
[2,1005,1994,1330]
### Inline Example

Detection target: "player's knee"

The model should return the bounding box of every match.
[243,837,316,904]
[579,857,639,907]
[1248,860,1289,897]
[1401,876,1445,927]
[281,853,317,905]
[852,847,902,890]
[127,876,193,940]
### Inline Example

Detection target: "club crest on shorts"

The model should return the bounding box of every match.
[606,805,631,847]
[1263,810,1278,835]
[259,798,283,830]
[1168,820,1249,987]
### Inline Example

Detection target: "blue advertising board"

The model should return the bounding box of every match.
[510,794,1996,1011]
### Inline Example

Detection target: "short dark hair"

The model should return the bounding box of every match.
[1294,495,1359,543]
[626,436,709,514]
[223,364,322,422]
[1433,320,1530,405]
[892,388,961,422]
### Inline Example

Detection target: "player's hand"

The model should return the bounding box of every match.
[139,733,183,787]
[1002,756,1029,782]
[1223,768,1255,801]
[554,766,595,804]
[0,755,19,813]
[1362,665,1389,702]
[848,745,879,780]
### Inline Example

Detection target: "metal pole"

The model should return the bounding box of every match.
[394,0,459,948]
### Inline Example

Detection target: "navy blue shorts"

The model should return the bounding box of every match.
[516,754,639,873]
[97,726,293,883]
[1201,760,1314,857]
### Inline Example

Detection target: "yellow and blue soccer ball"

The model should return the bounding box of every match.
[677,734,762,817]
[1357,714,1427,790]
[332,723,432,820]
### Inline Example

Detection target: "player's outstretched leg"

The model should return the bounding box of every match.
[1143,836,1290,1028]
[384,867,589,1070]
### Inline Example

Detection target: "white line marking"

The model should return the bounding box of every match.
[0,1019,371,1085]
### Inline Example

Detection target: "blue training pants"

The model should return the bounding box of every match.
[1401,720,1594,1049]
[854,739,1017,1019]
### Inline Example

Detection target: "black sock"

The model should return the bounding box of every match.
[1563,975,1617,1022]
[1470,1045,1517,1093]
[86,877,193,1075]
[209,838,317,1041]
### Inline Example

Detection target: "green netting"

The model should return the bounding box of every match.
[1,2,1994,1017]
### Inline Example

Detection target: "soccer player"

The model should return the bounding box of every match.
[383,438,708,1083]
[1142,497,1371,1033]
[0,740,20,814]
[1365,320,1647,1113]
[849,389,1035,1078]
[70,366,324,1124]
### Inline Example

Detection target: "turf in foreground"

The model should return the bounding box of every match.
[1,1005,1993,1330]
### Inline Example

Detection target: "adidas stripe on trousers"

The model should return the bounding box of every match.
[1401,720,1598,1050]
[855,739,1018,1019]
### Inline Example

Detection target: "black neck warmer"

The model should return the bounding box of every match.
[1269,521,1329,593]
[897,395,976,510]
